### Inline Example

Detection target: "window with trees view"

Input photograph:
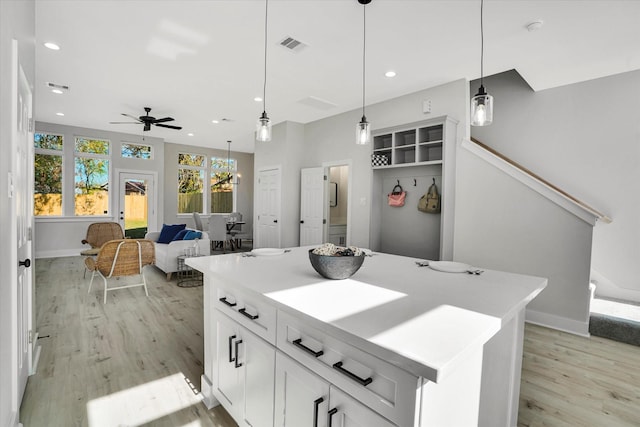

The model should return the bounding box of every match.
[75,137,110,216]
[34,133,63,216]
[178,153,205,214]
[211,156,235,213]
[121,142,152,159]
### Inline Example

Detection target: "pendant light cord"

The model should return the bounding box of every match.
[262,0,269,114]
[480,0,484,86]
[362,3,366,118]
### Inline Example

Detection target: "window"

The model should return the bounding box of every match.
[211,156,235,213]
[121,142,152,159]
[34,133,63,216]
[178,153,205,214]
[74,137,110,216]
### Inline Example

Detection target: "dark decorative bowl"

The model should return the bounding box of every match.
[308,249,366,280]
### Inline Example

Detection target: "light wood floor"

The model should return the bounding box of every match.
[21,256,640,426]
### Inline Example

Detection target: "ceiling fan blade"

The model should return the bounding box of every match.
[122,113,142,122]
[155,123,182,130]
[153,117,174,123]
[109,121,139,124]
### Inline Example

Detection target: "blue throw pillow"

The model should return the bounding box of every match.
[172,229,191,241]
[157,224,186,243]
[183,230,202,240]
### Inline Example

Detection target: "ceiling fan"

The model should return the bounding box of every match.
[110,107,182,131]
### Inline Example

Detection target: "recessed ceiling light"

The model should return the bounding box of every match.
[44,42,60,50]
[187,133,194,136]
[385,71,397,78]
[56,112,64,116]
[254,97,263,102]
[211,120,219,124]
[51,89,63,94]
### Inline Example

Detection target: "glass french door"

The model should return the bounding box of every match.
[118,172,156,238]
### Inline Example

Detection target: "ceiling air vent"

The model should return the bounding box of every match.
[279,36,307,53]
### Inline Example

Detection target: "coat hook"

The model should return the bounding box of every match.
[432,177,436,185]
[414,179,417,186]
[397,179,400,186]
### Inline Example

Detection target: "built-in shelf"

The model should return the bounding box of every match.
[372,121,445,169]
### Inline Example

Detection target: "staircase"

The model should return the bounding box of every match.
[590,297,640,346]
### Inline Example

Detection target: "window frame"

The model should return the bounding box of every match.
[73,136,111,217]
[34,132,64,217]
[121,141,153,160]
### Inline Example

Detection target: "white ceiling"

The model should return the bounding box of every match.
[35,0,640,153]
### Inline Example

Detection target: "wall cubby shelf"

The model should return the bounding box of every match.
[372,119,447,169]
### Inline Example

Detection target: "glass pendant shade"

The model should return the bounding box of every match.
[256,111,272,142]
[471,85,493,126]
[356,116,371,145]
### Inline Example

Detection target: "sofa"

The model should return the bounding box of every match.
[145,228,210,280]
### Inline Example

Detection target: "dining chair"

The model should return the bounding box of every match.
[192,212,205,231]
[208,215,234,252]
[85,239,155,304]
[81,222,125,277]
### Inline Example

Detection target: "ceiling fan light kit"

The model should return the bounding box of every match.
[471,0,493,126]
[256,0,272,142]
[356,0,372,145]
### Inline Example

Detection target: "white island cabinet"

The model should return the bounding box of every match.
[187,247,547,427]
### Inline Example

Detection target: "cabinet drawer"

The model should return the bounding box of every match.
[277,310,419,426]
[215,285,276,344]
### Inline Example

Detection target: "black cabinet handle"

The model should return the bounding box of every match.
[239,307,259,320]
[332,361,373,386]
[293,338,324,357]
[234,339,243,368]
[228,335,236,363]
[327,408,338,427]
[313,397,324,427]
[219,297,237,307]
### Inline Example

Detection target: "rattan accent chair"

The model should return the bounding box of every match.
[85,239,155,304]
[81,222,125,256]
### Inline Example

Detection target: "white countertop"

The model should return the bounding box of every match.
[187,247,546,382]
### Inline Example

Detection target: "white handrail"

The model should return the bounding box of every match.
[463,138,612,226]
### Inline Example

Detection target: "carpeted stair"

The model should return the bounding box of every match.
[589,314,640,347]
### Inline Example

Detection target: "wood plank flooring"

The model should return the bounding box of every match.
[20,256,237,427]
[21,256,640,426]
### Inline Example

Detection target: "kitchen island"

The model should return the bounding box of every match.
[187,247,546,427]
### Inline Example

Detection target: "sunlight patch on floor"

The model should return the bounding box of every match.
[87,373,203,426]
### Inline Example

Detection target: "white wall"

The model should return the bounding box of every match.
[33,123,165,258]
[470,70,640,302]
[454,146,594,335]
[300,79,469,250]
[1,1,35,425]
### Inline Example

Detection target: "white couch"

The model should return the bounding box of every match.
[145,229,210,280]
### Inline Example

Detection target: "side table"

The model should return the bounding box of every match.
[177,254,204,287]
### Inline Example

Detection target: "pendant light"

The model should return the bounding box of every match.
[214,141,238,187]
[256,0,272,141]
[356,0,372,145]
[471,0,493,126]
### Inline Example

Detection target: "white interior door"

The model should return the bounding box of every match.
[118,171,156,238]
[12,39,35,420]
[255,167,281,248]
[299,167,325,246]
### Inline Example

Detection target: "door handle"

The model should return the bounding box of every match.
[300,220,304,224]
[328,408,338,427]
[228,335,236,363]
[234,339,243,368]
[273,219,278,223]
[19,259,31,268]
[313,397,324,427]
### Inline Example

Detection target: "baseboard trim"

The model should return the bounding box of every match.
[525,308,590,337]
[36,248,84,259]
